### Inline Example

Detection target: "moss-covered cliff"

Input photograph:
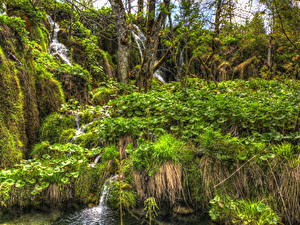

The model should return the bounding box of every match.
[0,11,64,167]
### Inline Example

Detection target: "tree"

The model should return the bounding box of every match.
[109,0,130,83]
[137,0,171,92]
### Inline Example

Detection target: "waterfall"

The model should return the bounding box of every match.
[0,3,6,15]
[131,25,166,83]
[46,15,72,65]
[75,113,83,136]
[98,176,116,207]
[90,154,101,168]
[55,176,119,224]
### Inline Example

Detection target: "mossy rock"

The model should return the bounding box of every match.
[59,128,76,144]
[0,53,26,168]
[92,87,116,106]
[39,112,76,144]
[0,123,23,168]
[74,166,105,204]
[75,131,101,149]
[36,77,65,118]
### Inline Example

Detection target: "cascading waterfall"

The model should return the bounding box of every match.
[46,15,72,65]
[131,25,166,83]
[55,176,119,225]
[97,176,117,210]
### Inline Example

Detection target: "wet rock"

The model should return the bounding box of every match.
[173,206,194,215]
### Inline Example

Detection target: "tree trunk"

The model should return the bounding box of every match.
[68,0,74,40]
[138,0,170,92]
[268,35,273,72]
[109,0,130,83]
[137,0,144,25]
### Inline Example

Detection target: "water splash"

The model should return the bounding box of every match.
[54,176,119,225]
[90,154,101,168]
[46,15,71,65]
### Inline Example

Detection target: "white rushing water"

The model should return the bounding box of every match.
[90,154,101,168]
[54,176,120,225]
[131,25,166,83]
[75,113,83,136]
[0,3,6,15]
[46,15,72,65]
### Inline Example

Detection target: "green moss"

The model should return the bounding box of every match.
[75,131,101,149]
[39,113,76,144]
[0,123,23,168]
[92,87,116,105]
[31,26,49,52]
[18,56,40,148]
[0,55,26,168]
[30,141,50,158]
[59,129,76,144]
[74,166,105,204]
[36,77,65,118]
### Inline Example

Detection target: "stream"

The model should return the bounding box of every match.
[0,176,211,225]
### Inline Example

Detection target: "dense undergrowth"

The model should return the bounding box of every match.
[0,1,299,224]
[0,78,299,224]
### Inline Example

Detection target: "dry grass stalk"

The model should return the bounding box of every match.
[134,162,183,205]
[197,155,300,224]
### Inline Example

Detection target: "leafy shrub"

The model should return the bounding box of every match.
[30,141,50,158]
[107,180,136,210]
[128,134,185,175]
[102,145,119,162]
[0,143,97,202]
[209,195,280,225]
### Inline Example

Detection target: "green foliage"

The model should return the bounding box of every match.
[271,142,294,160]
[30,141,50,158]
[5,0,44,25]
[108,180,136,210]
[144,197,159,225]
[209,195,280,225]
[111,79,299,142]
[39,112,76,144]
[92,86,116,105]
[127,134,185,175]
[0,143,95,202]
[0,15,29,45]
[102,145,119,162]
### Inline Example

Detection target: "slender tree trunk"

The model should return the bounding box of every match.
[137,0,144,25]
[268,35,273,72]
[68,0,74,40]
[109,0,130,83]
